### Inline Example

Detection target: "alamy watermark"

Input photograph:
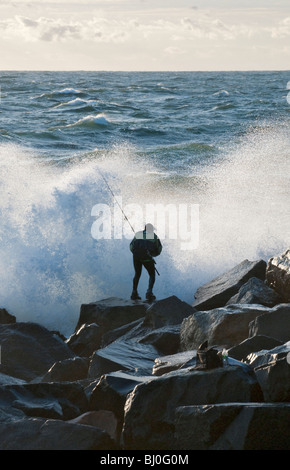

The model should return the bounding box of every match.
[91,197,199,251]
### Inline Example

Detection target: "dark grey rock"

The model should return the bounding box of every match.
[66,323,103,357]
[88,339,159,378]
[193,259,267,310]
[248,303,290,342]
[0,308,16,324]
[255,356,290,402]
[0,382,88,421]
[174,403,290,450]
[152,351,197,376]
[0,417,117,450]
[228,335,283,361]
[180,304,269,350]
[75,297,147,333]
[40,356,90,383]
[143,296,195,329]
[246,341,290,369]
[226,277,281,307]
[139,324,180,355]
[122,365,263,450]
[0,322,76,381]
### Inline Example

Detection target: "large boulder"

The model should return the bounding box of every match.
[193,259,267,310]
[246,341,290,369]
[66,323,103,357]
[0,322,75,381]
[0,417,117,450]
[143,296,195,329]
[174,403,290,450]
[75,297,147,333]
[152,351,197,376]
[89,371,154,442]
[39,357,90,383]
[88,339,159,378]
[226,277,281,307]
[248,303,290,342]
[228,335,283,361]
[121,366,262,450]
[0,381,88,422]
[0,308,16,324]
[266,249,290,302]
[254,356,290,402]
[180,304,269,350]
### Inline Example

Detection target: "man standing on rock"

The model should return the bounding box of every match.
[130,223,162,302]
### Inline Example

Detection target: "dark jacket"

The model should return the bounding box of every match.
[130,230,162,262]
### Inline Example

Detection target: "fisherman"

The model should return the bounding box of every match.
[130,223,162,301]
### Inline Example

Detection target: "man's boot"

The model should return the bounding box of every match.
[146,289,156,301]
[131,290,141,300]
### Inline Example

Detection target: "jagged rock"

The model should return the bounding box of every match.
[88,339,158,378]
[89,371,154,441]
[101,319,146,347]
[226,277,281,307]
[40,357,90,383]
[68,410,118,441]
[248,303,290,342]
[254,356,290,402]
[66,323,103,357]
[228,335,283,361]
[246,341,290,369]
[193,259,267,310]
[75,297,147,333]
[266,249,290,302]
[122,366,262,450]
[152,351,197,376]
[180,304,269,350]
[0,373,27,385]
[0,322,76,381]
[0,382,88,421]
[0,417,117,450]
[143,296,195,329]
[0,308,16,324]
[139,324,180,355]
[174,403,290,450]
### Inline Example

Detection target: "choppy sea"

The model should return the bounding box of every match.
[0,71,289,335]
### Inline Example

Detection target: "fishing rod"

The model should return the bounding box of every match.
[97,168,160,276]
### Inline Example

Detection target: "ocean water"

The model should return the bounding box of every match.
[0,71,289,336]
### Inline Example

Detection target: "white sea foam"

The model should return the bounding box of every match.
[65,114,111,128]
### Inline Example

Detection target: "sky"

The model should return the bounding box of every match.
[0,1,290,70]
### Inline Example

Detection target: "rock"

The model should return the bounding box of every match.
[40,357,90,383]
[0,308,16,324]
[139,324,181,355]
[228,335,283,361]
[101,318,145,347]
[122,366,262,450]
[254,356,290,402]
[66,323,103,357]
[174,403,290,450]
[68,410,118,441]
[0,382,88,421]
[75,297,147,333]
[248,303,290,342]
[266,249,290,302]
[226,277,281,307]
[143,296,196,329]
[89,371,154,441]
[0,322,76,381]
[246,341,290,369]
[0,417,117,450]
[180,304,269,350]
[193,259,267,310]
[152,351,197,376]
[0,373,27,385]
[88,339,158,378]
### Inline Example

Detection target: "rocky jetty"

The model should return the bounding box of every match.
[0,250,289,450]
